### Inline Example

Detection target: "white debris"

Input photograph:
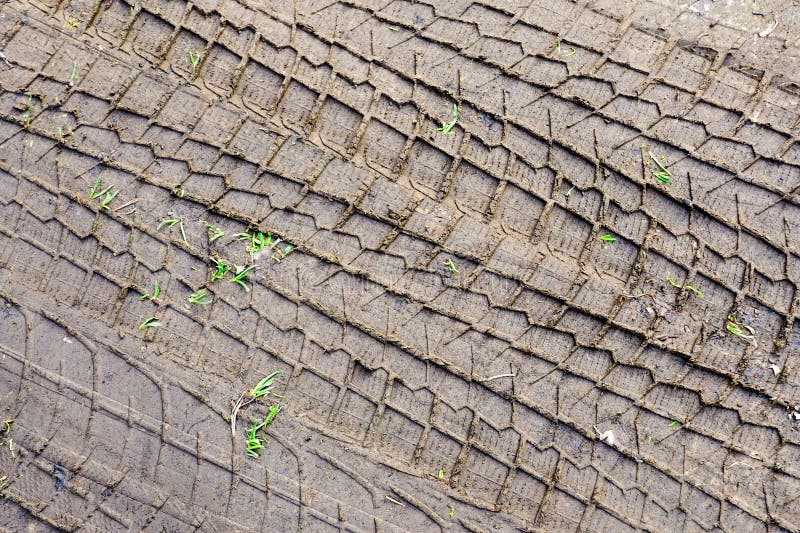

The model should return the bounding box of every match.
[63,337,73,344]
[595,427,616,447]
[769,364,781,376]
[758,20,778,38]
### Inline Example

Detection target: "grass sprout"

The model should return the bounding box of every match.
[237,231,271,257]
[726,315,755,341]
[668,420,679,427]
[211,259,229,282]
[99,189,119,209]
[230,372,284,436]
[249,370,283,399]
[600,234,616,244]
[189,51,201,68]
[648,152,672,184]
[649,152,670,174]
[69,61,78,84]
[244,405,281,458]
[89,176,119,209]
[271,243,294,262]
[187,288,212,305]
[157,218,180,230]
[138,316,162,330]
[89,176,113,200]
[436,104,459,134]
[140,279,160,301]
[444,258,459,276]
[668,278,703,298]
[230,264,255,291]
[205,223,225,242]
[157,218,188,246]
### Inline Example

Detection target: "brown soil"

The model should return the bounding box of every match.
[0,0,799,531]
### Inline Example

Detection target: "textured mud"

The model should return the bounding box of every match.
[0,0,799,531]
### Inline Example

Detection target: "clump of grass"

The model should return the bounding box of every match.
[244,405,281,458]
[237,231,270,257]
[230,371,284,436]
[230,264,255,291]
[138,316,162,330]
[187,288,212,305]
[726,315,755,341]
[600,234,616,244]
[140,279,159,301]
[444,258,459,276]
[211,258,229,282]
[436,104,459,134]
[205,223,225,243]
[668,278,703,298]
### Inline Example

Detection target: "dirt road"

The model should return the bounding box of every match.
[0,0,799,531]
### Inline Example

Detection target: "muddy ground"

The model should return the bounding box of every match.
[0,0,799,531]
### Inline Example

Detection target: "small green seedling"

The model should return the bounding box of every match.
[436,104,459,134]
[231,371,284,436]
[157,218,188,246]
[249,370,283,399]
[211,259,229,282]
[437,469,445,480]
[668,420,679,427]
[138,316,163,330]
[205,224,225,242]
[726,315,755,340]
[237,231,271,257]
[157,218,180,231]
[69,61,78,85]
[668,279,703,298]
[244,405,281,458]
[654,172,672,184]
[89,176,113,200]
[187,288,212,305]
[140,279,160,301]
[99,189,119,209]
[271,243,294,262]
[555,38,575,56]
[449,507,455,518]
[649,152,670,174]
[89,176,119,208]
[565,185,576,197]
[444,259,459,276]
[7,439,15,459]
[245,420,266,458]
[600,234,616,244]
[2,420,12,434]
[189,51,201,69]
[649,152,672,184]
[21,97,34,128]
[230,264,255,291]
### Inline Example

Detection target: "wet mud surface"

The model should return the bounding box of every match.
[0,0,799,531]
